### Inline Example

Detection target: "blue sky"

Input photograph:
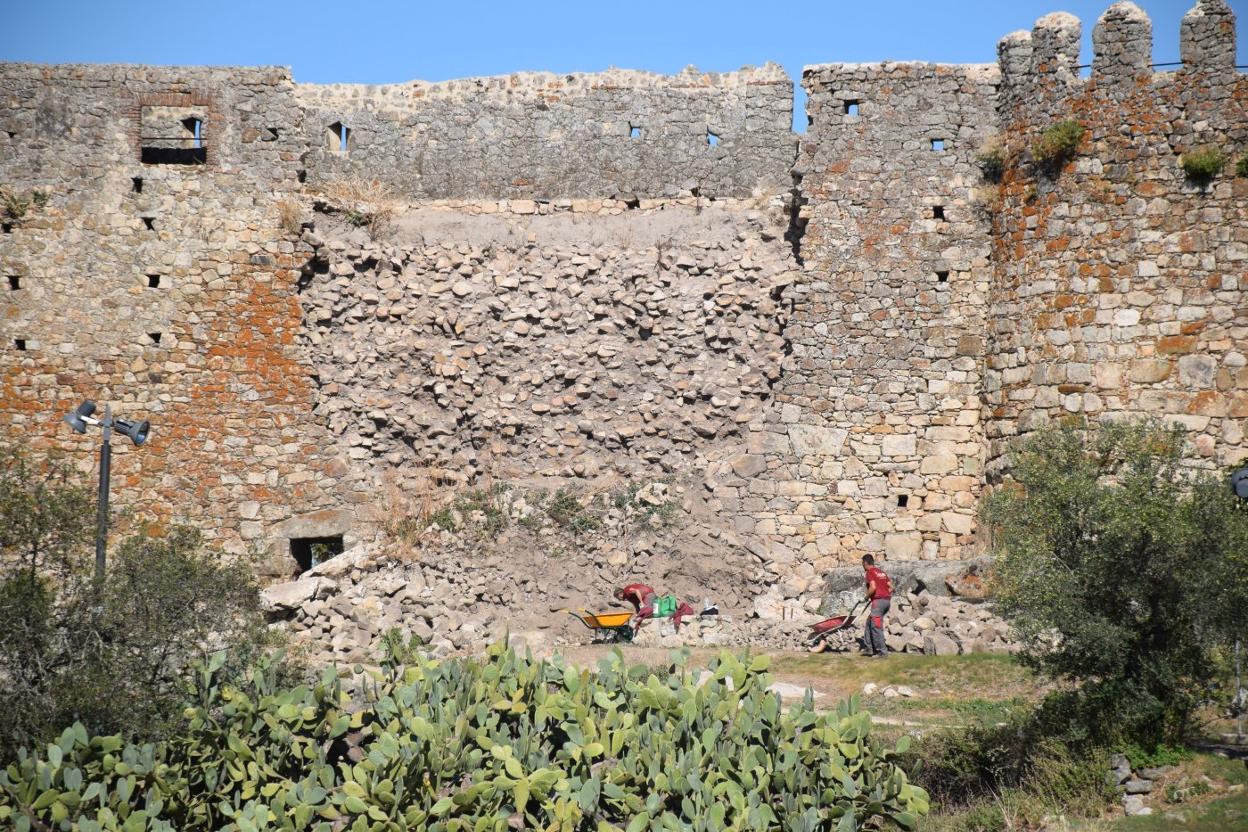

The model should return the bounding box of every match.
[2,1,1242,131]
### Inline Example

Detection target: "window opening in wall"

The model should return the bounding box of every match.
[140,106,207,165]
[291,535,344,574]
[932,205,946,221]
[142,217,155,231]
[844,100,860,116]
[936,270,949,283]
[184,117,203,149]
[327,122,350,153]
[132,177,143,193]
[807,114,814,128]
[14,339,26,351]
[931,138,945,151]
[896,494,909,508]
[148,332,162,345]
[2,223,12,234]
[147,274,162,288]
[630,125,642,139]
[7,276,20,290]
[707,129,720,147]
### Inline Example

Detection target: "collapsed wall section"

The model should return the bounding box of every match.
[987,0,1248,473]
[295,67,796,199]
[745,62,999,590]
[301,199,798,492]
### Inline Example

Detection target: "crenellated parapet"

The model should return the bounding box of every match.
[1091,1,1152,93]
[999,0,1240,125]
[1181,0,1238,78]
[984,0,1247,477]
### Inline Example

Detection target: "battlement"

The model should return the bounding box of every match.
[998,0,1240,122]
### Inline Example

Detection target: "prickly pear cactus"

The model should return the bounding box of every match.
[0,644,928,831]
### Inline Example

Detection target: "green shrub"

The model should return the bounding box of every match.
[0,448,277,761]
[0,645,930,830]
[1122,742,1193,770]
[912,703,1113,828]
[982,419,1248,745]
[1181,146,1226,184]
[1031,120,1084,174]
[1237,154,1248,178]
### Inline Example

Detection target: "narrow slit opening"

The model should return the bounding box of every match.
[7,275,20,290]
[132,177,143,193]
[844,100,860,116]
[932,205,946,221]
[148,332,162,345]
[936,270,949,283]
[14,338,26,351]
[896,494,909,508]
[142,217,155,231]
[147,274,162,288]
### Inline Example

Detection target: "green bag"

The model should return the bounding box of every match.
[653,594,679,618]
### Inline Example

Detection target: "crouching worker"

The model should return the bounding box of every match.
[615,583,694,633]
[862,554,893,658]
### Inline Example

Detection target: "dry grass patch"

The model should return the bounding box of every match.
[315,177,398,237]
[276,197,303,235]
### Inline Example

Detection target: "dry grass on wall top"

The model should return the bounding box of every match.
[314,177,398,236]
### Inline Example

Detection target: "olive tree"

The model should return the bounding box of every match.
[983,419,1248,745]
[0,447,273,759]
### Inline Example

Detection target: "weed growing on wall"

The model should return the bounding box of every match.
[1031,120,1084,176]
[1237,154,1248,178]
[1181,146,1226,185]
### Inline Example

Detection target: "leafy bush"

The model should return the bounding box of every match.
[982,419,1248,745]
[0,645,929,831]
[0,448,276,761]
[1031,120,1084,175]
[1181,146,1226,184]
[1122,742,1192,770]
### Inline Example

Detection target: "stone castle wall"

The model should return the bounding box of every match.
[0,64,356,565]
[295,66,796,200]
[742,62,999,586]
[0,0,1243,600]
[986,0,1247,474]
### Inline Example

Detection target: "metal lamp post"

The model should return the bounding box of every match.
[62,400,150,584]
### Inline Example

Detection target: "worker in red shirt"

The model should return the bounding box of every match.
[862,555,893,658]
[615,582,656,614]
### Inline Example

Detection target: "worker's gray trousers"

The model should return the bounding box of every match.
[865,598,890,655]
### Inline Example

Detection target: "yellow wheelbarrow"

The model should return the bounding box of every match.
[567,609,635,643]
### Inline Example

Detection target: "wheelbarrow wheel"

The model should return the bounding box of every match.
[808,638,829,654]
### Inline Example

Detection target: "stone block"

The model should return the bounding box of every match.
[884,532,922,560]
[881,433,917,457]
[789,424,848,457]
